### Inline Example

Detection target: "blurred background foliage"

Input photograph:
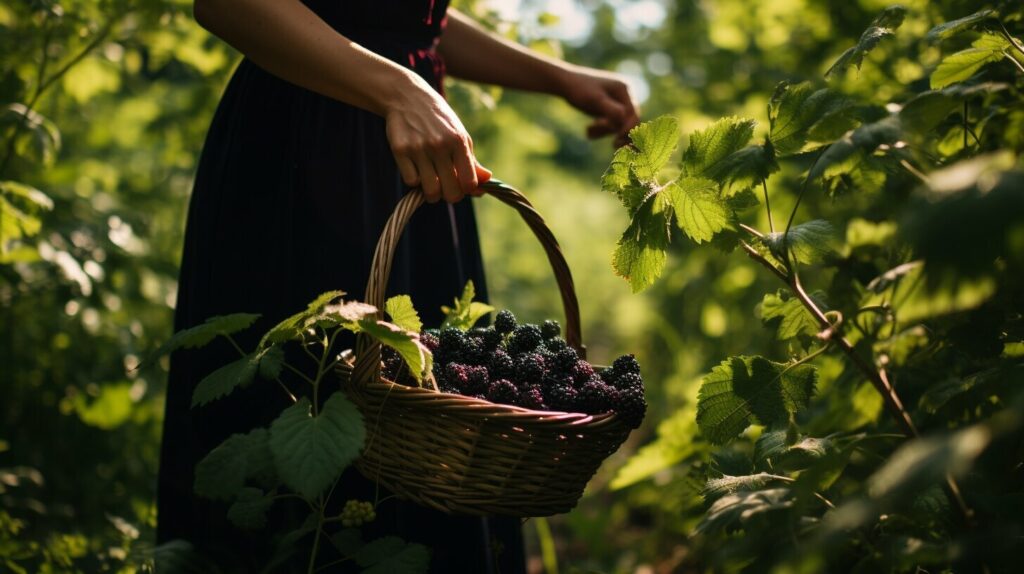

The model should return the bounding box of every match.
[1,0,1021,572]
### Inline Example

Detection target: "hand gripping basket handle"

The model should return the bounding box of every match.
[352,179,584,386]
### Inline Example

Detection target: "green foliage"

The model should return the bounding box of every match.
[440,279,494,330]
[269,395,365,500]
[931,33,1014,89]
[385,295,423,334]
[825,5,907,78]
[194,429,274,501]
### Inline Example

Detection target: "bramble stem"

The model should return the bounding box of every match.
[963,101,969,152]
[307,502,325,574]
[762,180,775,234]
[997,21,1024,57]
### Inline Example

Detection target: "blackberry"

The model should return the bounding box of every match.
[487,379,520,405]
[569,360,595,385]
[488,349,516,380]
[611,354,642,378]
[494,310,517,334]
[615,385,647,429]
[507,324,543,355]
[544,337,569,353]
[438,327,466,353]
[423,328,441,339]
[381,346,402,380]
[550,347,580,375]
[576,378,616,414]
[461,336,488,366]
[517,385,545,410]
[444,363,472,392]
[469,327,489,338]
[514,352,547,384]
[541,320,561,340]
[463,365,490,396]
[480,327,503,351]
[611,372,644,393]
[545,383,579,412]
[420,332,440,352]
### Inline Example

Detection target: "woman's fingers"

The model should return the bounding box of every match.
[395,154,420,187]
[413,152,442,203]
[432,153,465,203]
[452,140,479,197]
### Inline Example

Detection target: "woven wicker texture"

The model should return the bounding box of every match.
[339,181,633,516]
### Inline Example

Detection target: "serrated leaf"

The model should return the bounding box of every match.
[321,300,378,330]
[441,280,495,331]
[760,290,824,340]
[825,6,906,78]
[269,394,365,500]
[695,488,794,535]
[612,193,671,293]
[754,429,832,471]
[628,115,679,181]
[665,177,733,243]
[191,352,260,408]
[227,487,274,530]
[143,313,261,370]
[358,319,433,382]
[709,144,779,197]
[682,116,756,179]
[927,9,997,42]
[931,34,1012,89]
[601,146,649,213]
[769,83,856,155]
[384,295,422,334]
[355,536,431,574]
[809,115,902,181]
[765,220,837,265]
[259,291,346,347]
[697,356,818,444]
[703,473,778,503]
[258,345,285,380]
[194,428,272,500]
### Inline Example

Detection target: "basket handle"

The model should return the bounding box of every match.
[352,179,584,386]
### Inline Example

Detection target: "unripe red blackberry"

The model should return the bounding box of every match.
[494,310,517,334]
[615,385,647,428]
[487,379,520,405]
[507,324,543,355]
[541,320,561,340]
[514,352,547,384]
[569,360,595,385]
[445,363,471,391]
[420,331,440,352]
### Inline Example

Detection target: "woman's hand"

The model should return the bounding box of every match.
[384,75,487,203]
[559,66,640,148]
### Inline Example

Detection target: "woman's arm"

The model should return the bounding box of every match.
[193,0,483,203]
[438,9,640,146]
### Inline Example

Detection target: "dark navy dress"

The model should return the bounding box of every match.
[156,1,525,571]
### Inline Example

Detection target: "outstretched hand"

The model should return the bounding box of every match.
[560,67,640,148]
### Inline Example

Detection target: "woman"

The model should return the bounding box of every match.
[157,0,639,571]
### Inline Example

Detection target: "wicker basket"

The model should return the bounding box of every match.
[336,180,633,517]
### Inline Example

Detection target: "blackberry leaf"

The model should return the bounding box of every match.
[384,295,422,334]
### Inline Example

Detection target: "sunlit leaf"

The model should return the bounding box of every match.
[754,429,832,471]
[764,220,837,265]
[703,473,778,503]
[612,193,671,292]
[628,115,679,182]
[931,34,1012,89]
[927,9,997,42]
[760,289,825,340]
[441,280,494,331]
[809,116,902,181]
[269,395,365,500]
[665,177,732,243]
[681,116,755,178]
[260,291,346,347]
[358,319,433,382]
[826,6,906,78]
[697,356,818,444]
[384,295,422,334]
[769,82,856,155]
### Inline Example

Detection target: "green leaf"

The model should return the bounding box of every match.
[900,83,1009,136]
[0,103,61,164]
[628,115,679,182]
[809,115,902,181]
[194,428,272,500]
[682,116,755,177]
[703,473,778,503]
[384,295,422,334]
[355,536,431,574]
[191,352,260,408]
[601,145,649,213]
[320,300,378,330]
[927,9,997,42]
[358,319,433,382]
[760,290,824,340]
[764,220,837,265]
[710,144,779,197]
[440,280,495,331]
[825,5,906,78]
[226,487,274,530]
[142,313,261,370]
[930,34,1012,89]
[269,395,365,500]
[768,83,856,155]
[918,365,1024,414]
[754,429,832,471]
[695,488,794,535]
[665,177,732,243]
[258,345,285,380]
[868,425,992,500]
[259,290,347,347]
[0,181,54,212]
[612,193,671,292]
[697,356,818,444]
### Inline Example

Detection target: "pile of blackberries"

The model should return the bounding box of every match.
[382,310,646,428]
